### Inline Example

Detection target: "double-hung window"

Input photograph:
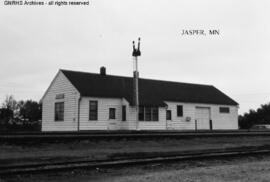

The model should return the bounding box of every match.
[89,101,98,120]
[177,105,183,117]
[139,106,159,121]
[55,102,64,121]
[109,108,116,119]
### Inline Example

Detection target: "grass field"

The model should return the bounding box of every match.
[2,136,270,166]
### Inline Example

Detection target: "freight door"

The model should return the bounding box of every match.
[195,107,210,130]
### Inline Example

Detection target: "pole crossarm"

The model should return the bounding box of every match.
[132,38,141,57]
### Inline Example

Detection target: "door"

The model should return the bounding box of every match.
[166,110,173,130]
[195,107,210,130]
[107,106,120,130]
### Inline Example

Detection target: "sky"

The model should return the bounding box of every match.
[0,0,270,115]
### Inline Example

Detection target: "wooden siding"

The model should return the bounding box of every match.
[41,72,238,131]
[211,105,238,129]
[165,101,238,130]
[136,108,167,130]
[42,71,80,131]
[79,97,137,130]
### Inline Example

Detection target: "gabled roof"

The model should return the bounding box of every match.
[61,69,238,107]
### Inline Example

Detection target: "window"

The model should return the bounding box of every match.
[55,102,64,121]
[109,108,116,119]
[55,93,64,99]
[166,110,172,120]
[139,106,144,121]
[138,106,159,121]
[122,106,126,121]
[89,101,98,120]
[152,107,159,121]
[220,107,230,113]
[177,105,183,117]
[145,107,151,121]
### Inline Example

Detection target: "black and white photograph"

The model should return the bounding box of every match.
[0,0,270,181]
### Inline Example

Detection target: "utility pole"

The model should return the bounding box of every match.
[132,38,141,130]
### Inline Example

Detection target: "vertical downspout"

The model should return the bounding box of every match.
[77,97,81,132]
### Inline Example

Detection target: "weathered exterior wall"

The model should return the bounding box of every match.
[77,98,168,131]
[79,97,137,130]
[121,101,238,131]
[41,71,80,131]
[165,101,238,130]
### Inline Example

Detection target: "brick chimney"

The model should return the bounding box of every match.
[100,66,106,76]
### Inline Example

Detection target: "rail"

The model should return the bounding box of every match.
[1,145,270,175]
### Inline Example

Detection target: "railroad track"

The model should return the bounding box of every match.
[0,129,269,135]
[2,130,270,142]
[1,146,270,176]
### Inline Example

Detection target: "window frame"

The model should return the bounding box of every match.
[55,93,65,99]
[139,106,145,121]
[122,105,126,121]
[138,106,159,122]
[152,107,159,121]
[219,107,230,113]
[109,108,116,120]
[177,105,183,117]
[89,101,98,121]
[55,102,64,121]
[145,107,152,121]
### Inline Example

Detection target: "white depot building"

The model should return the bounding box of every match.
[41,67,239,131]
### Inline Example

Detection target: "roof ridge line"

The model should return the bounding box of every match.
[60,69,213,87]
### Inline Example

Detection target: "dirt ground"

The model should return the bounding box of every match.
[2,136,270,166]
[2,153,270,182]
